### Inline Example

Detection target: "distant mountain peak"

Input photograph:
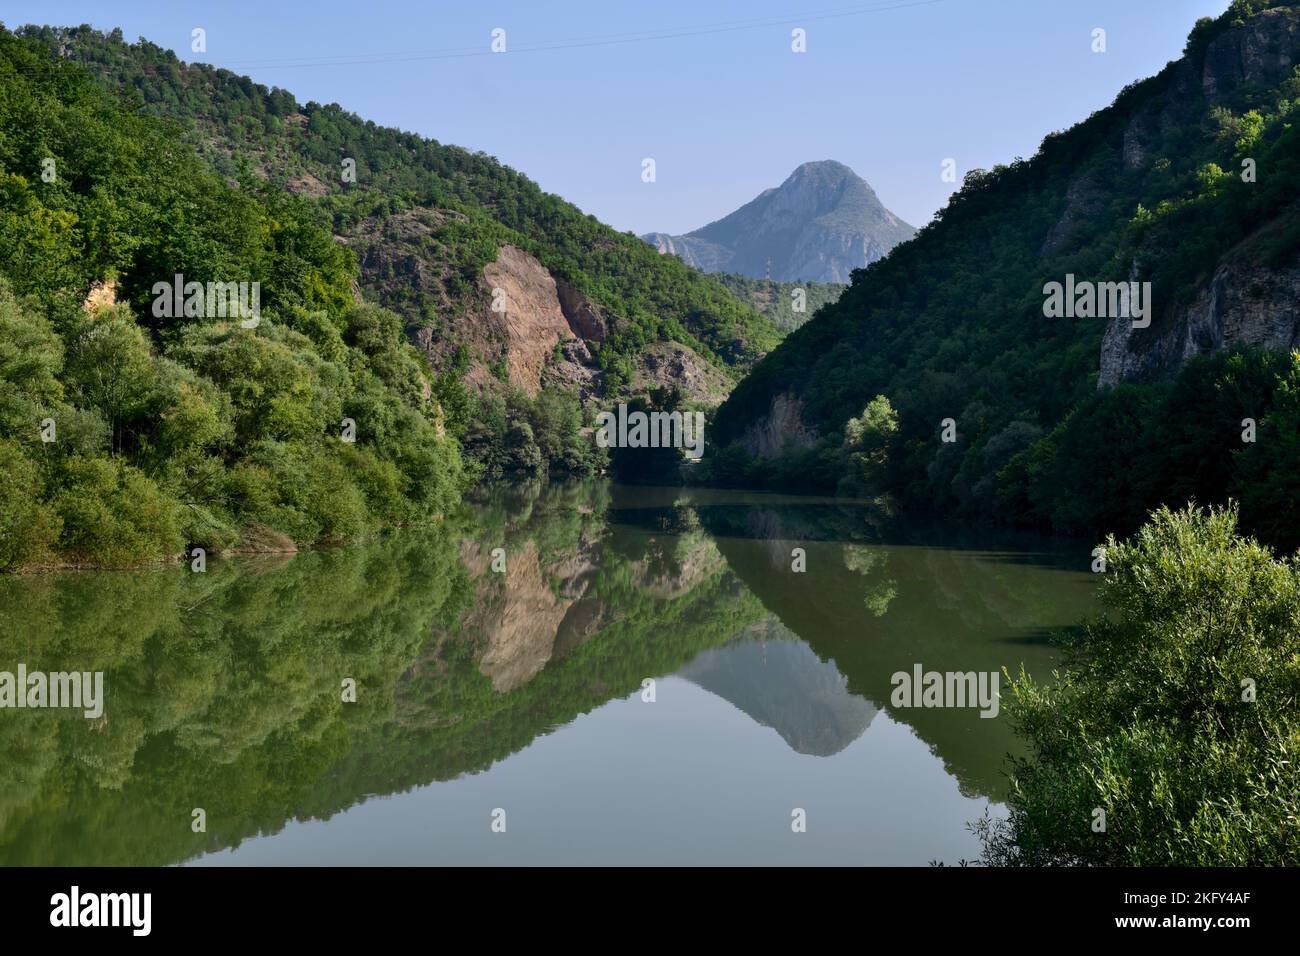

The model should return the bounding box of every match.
[642,161,915,283]
[785,158,861,182]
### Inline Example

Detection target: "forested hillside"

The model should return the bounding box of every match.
[0,27,463,568]
[714,273,846,334]
[710,0,1300,550]
[22,25,780,409]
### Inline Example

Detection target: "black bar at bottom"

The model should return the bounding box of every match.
[0,866,1282,941]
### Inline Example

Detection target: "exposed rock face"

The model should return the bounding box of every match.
[344,208,737,406]
[641,160,915,283]
[1100,7,1300,387]
[345,205,467,333]
[482,245,576,396]
[355,225,612,400]
[1040,173,1104,256]
[1122,7,1300,175]
[1201,8,1300,103]
[555,277,607,342]
[631,341,732,404]
[460,538,591,693]
[542,338,602,402]
[82,278,117,315]
[551,596,608,661]
[641,233,732,274]
[740,392,818,459]
[1100,255,1300,388]
[285,171,329,197]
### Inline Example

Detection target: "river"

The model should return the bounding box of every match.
[0,481,1098,865]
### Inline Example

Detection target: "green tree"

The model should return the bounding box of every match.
[64,312,154,454]
[53,455,181,566]
[0,439,60,569]
[1234,352,1300,553]
[839,395,898,495]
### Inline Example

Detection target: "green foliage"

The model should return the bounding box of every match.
[0,482,767,864]
[1234,353,1300,551]
[0,520,471,860]
[0,439,60,570]
[709,2,1300,549]
[0,283,63,412]
[605,388,701,485]
[840,395,899,496]
[0,31,464,567]
[984,504,1300,865]
[22,24,781,397]
[51,455,181,567]
[463,386,604,480]
[712,273,846,334]
[64,312,154,452]
[998,349,1300,548]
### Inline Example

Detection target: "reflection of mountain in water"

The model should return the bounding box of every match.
[0,479,1096,865]
[677,619,876,756]
[689,498,1099,798]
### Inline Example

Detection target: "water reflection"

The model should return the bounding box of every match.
[0,480,1096,865]
[678,620,878,757]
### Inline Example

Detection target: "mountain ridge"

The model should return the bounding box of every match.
[22,24,782,409]
[642,160,915,283]
[707,1,1300,549]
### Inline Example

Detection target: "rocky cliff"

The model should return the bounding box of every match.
[1099,7,1300,386]
[36,25,783,423]
[1101,250,1300,387]
[709,2,1300,530]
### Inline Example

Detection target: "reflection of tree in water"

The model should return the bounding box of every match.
[382,485,757,786]
[841,544,898,618]
[0,480,765,865]
[0,526,468,864]
[0,483,1098,862]
[692,502,1098,800]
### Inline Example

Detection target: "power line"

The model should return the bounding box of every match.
[2,0,949,78]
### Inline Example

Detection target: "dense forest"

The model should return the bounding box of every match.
[709,0,1300,551]
[0,19,782,568]
[713,273,846,334]
[0,23,793,493]
[24,22,782,368]
[0,27,464,568]
[22,25,780,410]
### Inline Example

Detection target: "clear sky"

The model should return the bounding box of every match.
[5,0,1231,234]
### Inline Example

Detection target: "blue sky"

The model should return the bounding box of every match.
[5,1,1230,234]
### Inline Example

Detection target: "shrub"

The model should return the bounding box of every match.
[0,439,61,569]
[53,455,182,566]
[984,503,1300,865]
